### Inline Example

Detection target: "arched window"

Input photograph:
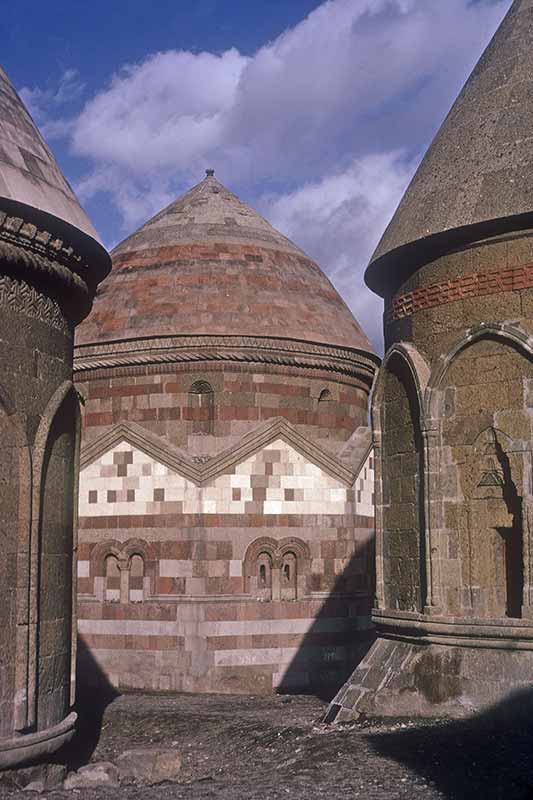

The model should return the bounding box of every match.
[129,554,145,602]
[189,380,215,435]
[280,552,297,600]
[105,555,120,602]
[318,388,332,403]
[256,552,273,600]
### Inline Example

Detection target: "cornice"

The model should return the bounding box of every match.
[74,334,379,386]
[373,609,533,651]
[0,209,107,323]
[80,416,368,487]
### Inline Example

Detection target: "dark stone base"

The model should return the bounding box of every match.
[0,712,77,770]
[329,636,533,721]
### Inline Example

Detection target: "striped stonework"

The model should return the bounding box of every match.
[77,424,375,694]
[389,262,533,321]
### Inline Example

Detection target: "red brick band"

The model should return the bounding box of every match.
[389,262,533,321]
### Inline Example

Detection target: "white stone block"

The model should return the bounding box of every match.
[159,560,193,578]
[77,560,90,578]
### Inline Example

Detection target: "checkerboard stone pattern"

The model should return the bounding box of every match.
[80,439,372,518]
[77,435,375,695]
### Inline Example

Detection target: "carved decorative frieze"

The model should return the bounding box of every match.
[0,211,96,324]
[74,333,378,386]
[388,262,533,321]
[0,271,69,333]
[0,210,90,277]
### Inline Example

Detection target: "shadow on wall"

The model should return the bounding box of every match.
[368,687,533,799]
[59,637,120,770]
[277,546,376,702]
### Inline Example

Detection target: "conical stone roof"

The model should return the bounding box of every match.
[113,172,308,259]
[0,65,101,244]
[77,172,375,355]
[366,0,533,295]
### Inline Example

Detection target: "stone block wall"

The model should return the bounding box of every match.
[76,366,368,452]
[332,230,533,720]
[77,433,375,694]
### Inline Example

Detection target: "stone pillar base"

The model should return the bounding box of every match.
[328,612,533,722]
[0,712,77,770]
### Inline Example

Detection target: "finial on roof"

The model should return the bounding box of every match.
[205,168,215,177]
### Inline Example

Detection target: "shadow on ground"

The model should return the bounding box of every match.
[58,637,119,771]
[367,687,533,800]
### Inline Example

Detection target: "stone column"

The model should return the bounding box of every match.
[119,562,130,604]
[422,424,443,614]
[0,208,109,769]
[372,430,386,609]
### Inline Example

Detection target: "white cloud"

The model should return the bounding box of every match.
[26,0,512,348]
[19,68,84,139]
[68,0,509,188]
[261,151,416,351]
[72,48,248,175]
[75,166,176,244]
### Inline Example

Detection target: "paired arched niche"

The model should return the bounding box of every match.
[90,538,155,603]
[244,537,311,600]
[374,324,533,621]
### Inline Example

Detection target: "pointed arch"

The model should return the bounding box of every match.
[90,538,156,602]
[372,342,430,435]
[244,537,278,595]
[425,325,533,619]
[373,343,429,613]
[425,322,533,421]
[29,381,80,729]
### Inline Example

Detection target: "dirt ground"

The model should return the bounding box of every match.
[2,690,533,800]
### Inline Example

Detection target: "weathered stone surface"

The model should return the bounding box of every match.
[0,66,101,241]
[116,748,182,785]
[76,173,374,353]
[367,0,533,294]
[0,62,111,768]
[335,0,533,721]
[64,762,119,790]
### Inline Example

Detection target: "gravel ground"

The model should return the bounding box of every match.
[1,689,533,800]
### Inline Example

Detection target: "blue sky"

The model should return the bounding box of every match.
[2,0,512,350]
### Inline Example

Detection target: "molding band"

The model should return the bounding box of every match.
[389,261,533,321]
[373,608,533,650]
[0,209,105,324]
[0,712,77,770]
[80,416,370,487]
[74,334,379,386]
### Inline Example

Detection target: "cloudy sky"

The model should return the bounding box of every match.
[2,0,512,351]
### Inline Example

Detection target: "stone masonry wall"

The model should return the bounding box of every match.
[76,366,368,453]
[77,438,375,694]
[381,358,425,612]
